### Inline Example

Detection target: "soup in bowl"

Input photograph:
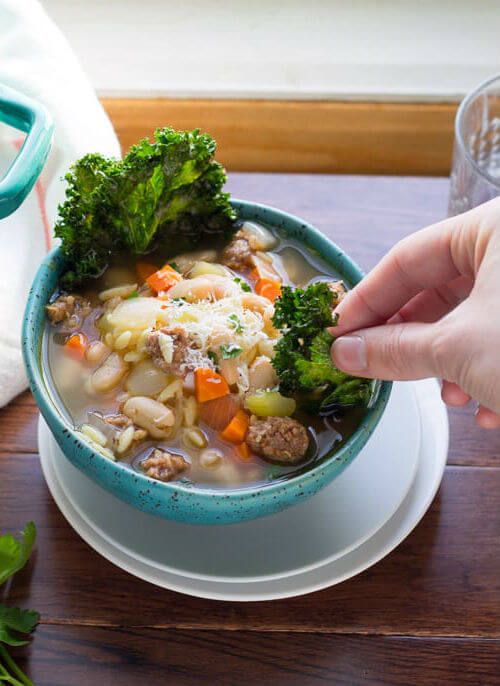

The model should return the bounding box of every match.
[24,200,391,524]
[23,127,390,524]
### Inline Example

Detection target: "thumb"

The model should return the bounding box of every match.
[331,322,440,380]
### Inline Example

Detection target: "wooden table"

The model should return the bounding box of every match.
[1,174,499,685]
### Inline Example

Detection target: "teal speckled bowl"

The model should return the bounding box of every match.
[23,200,392,525]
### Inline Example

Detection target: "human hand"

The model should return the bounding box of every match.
[330,197,500,428]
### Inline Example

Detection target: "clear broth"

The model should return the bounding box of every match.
[43,234,367,489]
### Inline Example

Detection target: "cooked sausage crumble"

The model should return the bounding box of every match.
[221,231,254,271]
[147,326,201,375]
[140,449,189,482]
[46,294,91,329]
[247,416,309,464]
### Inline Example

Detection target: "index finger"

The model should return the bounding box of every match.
[332,215,470,336]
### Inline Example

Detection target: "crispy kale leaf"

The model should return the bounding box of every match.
[55,128,237,288]
[55,154,120,286]
[272,283,372,409]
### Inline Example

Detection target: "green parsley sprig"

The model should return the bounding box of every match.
[0,523,39,686]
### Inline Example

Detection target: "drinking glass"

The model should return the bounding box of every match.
[448,74,500,216]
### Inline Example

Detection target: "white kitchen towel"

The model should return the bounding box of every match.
[0,0,120,406]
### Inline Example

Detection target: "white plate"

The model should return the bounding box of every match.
[39,379,447,600]
[39,381,419,583]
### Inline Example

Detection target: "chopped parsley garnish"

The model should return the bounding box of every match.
[125,290,139,299]
[234,277,251,292]
[220,344,242,359]
[169,261,180,272]
[171,297,185,306]
[207,351,218,365]
[228,314,243,334]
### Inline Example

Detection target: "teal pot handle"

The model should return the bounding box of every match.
[0,84,53,219]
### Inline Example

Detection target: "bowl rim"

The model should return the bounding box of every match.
[23,198,392,503]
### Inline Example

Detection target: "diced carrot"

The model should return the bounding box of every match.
[235,442,251,461]
[195,368,230,403]
[64,333,88,361]
[248,268,260,284]
[220,410,250,444]
[136,261,158,282]
[255,278,282,302]
[146,264,183,294]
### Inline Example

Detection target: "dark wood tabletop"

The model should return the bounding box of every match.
[1,173,499,686]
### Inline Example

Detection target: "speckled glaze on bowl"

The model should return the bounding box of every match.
[23,200,392,525]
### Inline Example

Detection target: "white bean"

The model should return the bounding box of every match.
[189,261,231,278]
[99,283,137,301]
[241,221,277,250]
[123,396,175,438]
[85,341,110,365]
[91,353,129,393]
[168,275,240,302]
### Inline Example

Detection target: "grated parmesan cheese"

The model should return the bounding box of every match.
[157,295,271,361]
[105,290,276,392]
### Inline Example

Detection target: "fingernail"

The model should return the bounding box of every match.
[332,336,367,371]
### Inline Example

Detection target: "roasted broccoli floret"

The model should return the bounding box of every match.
[271,282,335,392]
[55,127,237,288]
[272,282,372,410]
